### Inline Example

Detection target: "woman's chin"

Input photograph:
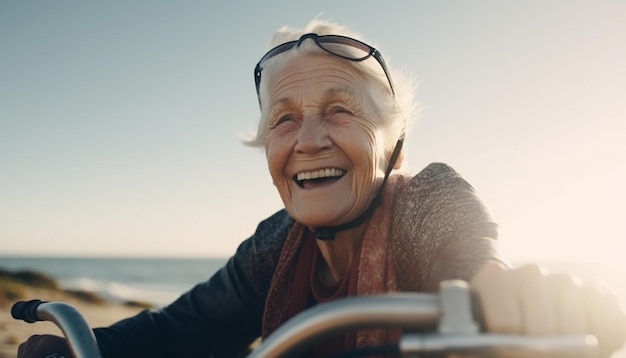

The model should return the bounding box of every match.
[291,209,348,228]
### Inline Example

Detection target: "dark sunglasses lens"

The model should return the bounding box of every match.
[317,37,371,61]
[260,42,297,67]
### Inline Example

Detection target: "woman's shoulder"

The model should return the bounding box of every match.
[244,209,294,256]
[392,163,495,291]
[255,209,295,236]
[396,162,468,204]
[229,209,295,299]
[409,162,462,184]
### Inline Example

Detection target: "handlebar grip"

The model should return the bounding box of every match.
[11,299,46,323]
[13,300,103,358]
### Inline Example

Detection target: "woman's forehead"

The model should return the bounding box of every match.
[263,54,369,104]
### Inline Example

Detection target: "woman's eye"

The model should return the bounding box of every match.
[271,114,294,128]
[330,106,353,115]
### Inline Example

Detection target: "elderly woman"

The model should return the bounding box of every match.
[19,19,625,358]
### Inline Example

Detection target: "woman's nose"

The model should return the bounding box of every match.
[294,116,332,154]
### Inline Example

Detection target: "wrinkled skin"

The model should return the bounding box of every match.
[263,53,397,230]
[262,53,401,282]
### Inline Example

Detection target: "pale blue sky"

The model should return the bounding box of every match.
[1,1,625,264]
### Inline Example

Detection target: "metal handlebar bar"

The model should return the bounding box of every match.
[11,280,598,358]
[250,280,598,357]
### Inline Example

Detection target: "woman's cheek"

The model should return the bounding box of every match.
[265,139,281,181]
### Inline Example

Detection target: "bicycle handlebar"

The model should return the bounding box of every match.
[249,281,597,357]
[11,300,102,358]
[248,293,440,357]
[11,280,599,358]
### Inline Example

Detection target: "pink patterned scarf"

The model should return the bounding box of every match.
[262,174,408,350]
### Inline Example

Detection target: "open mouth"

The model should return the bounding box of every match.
[293,168,346,188]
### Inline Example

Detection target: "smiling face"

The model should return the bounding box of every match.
[263,54,393,229]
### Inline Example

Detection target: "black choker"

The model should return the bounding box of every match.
[313,194,381,240]
[312,138,403,241]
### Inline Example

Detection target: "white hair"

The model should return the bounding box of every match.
[243,19,418,163]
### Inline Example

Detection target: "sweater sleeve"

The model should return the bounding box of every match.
[93,210,293,358]
[392,163,508,292]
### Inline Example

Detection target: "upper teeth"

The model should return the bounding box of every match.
[296,168,345,181]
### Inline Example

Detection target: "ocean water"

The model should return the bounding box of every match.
[3,255,626,308]
[0,256,228,307]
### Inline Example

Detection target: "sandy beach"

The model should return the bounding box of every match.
[0,286,144,358]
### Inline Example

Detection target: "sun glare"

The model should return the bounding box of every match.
[497,156,626,287]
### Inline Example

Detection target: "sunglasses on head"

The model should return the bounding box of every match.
[254,33,395,104]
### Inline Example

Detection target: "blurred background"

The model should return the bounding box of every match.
[1,1,624,265]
